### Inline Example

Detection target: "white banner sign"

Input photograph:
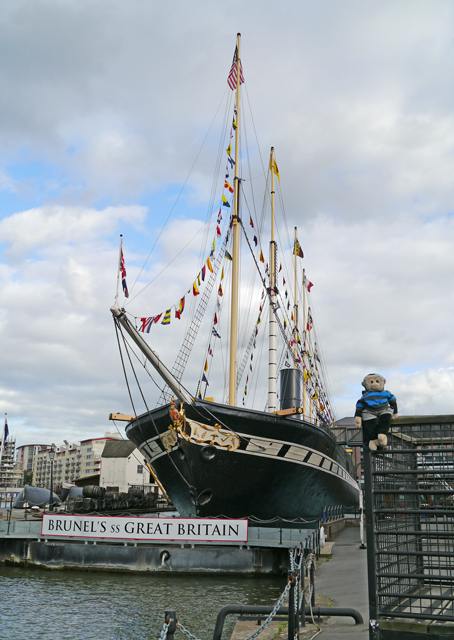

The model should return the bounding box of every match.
[42,515,248,542]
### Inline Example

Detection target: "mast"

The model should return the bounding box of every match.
[268,148,277,412]
[302,264,306,418]
[228,33,241,407]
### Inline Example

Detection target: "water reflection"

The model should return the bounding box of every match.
[0,566,285,640]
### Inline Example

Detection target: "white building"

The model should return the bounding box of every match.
[100,440,157,494]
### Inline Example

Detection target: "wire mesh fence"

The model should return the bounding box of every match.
[364,415,454,630]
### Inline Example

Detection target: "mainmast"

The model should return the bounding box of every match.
[228,33,241,407]
[268,147,277,412]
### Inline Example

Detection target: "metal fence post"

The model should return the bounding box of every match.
[165,609,177,640]
[309,559,315,610]
[363,447,378,625]
[288,570,295,640]
[6,496,12,536]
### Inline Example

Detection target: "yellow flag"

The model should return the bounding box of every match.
[221,267,224,280]
[270,157,280,181]
[226,142,232,156]
[207,256,213,272]
[293,239,304,259]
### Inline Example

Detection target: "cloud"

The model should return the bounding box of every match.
[0,1,454,447]
[0,205,146,257]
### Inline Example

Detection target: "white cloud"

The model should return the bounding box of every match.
[1,1,454,447]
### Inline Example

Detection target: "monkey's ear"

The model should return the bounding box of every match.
[382,378,386,385]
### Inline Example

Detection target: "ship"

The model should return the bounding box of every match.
[111,34,359,520]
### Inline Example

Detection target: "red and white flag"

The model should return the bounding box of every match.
[227,46,245,90]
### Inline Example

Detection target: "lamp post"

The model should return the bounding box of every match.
[49,447,55,512]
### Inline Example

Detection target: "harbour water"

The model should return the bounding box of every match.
[0,565,285,640]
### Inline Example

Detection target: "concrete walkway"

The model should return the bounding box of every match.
[314,525,369,638]
[230,524,369,640]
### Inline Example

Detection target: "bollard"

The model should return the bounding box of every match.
[164,609,177,640]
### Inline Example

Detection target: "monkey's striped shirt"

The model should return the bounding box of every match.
[355,390,398,421]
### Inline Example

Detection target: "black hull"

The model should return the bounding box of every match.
[126,400,358,520]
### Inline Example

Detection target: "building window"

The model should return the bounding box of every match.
[137,465,143,474]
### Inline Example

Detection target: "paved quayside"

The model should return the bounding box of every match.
[230,525,368,640]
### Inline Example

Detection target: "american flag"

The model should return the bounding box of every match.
[227,46,244,90]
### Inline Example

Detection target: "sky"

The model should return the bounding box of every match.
[1,0,454,449]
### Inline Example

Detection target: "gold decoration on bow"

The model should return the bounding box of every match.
[182,420,240,451]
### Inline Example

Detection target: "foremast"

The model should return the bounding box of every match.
[228,32,242,407]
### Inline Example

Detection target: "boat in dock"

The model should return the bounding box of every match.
[111,34,358,520]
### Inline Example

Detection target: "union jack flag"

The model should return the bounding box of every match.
[120,249,129,298]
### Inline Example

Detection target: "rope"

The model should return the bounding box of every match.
[114,318,197,493]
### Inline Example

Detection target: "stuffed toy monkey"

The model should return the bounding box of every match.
[355,373,398,451]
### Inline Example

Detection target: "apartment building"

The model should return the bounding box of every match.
[33,433,122,489]
[80,433,121,479]
[16,444,49,474]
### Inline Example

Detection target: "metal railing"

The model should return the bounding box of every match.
[363,415,454,637]
[160,546,362,640]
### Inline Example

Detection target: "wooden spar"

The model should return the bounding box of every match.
[144,461,171,503]
[273,407,303,416]
[228,32,241,407]
[268,147,277,412]
[110,302,193,405]
[109,413,136,422]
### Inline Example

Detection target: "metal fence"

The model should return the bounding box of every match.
[364,415,454,638]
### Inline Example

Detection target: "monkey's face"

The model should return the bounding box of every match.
[364,376,385,392]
